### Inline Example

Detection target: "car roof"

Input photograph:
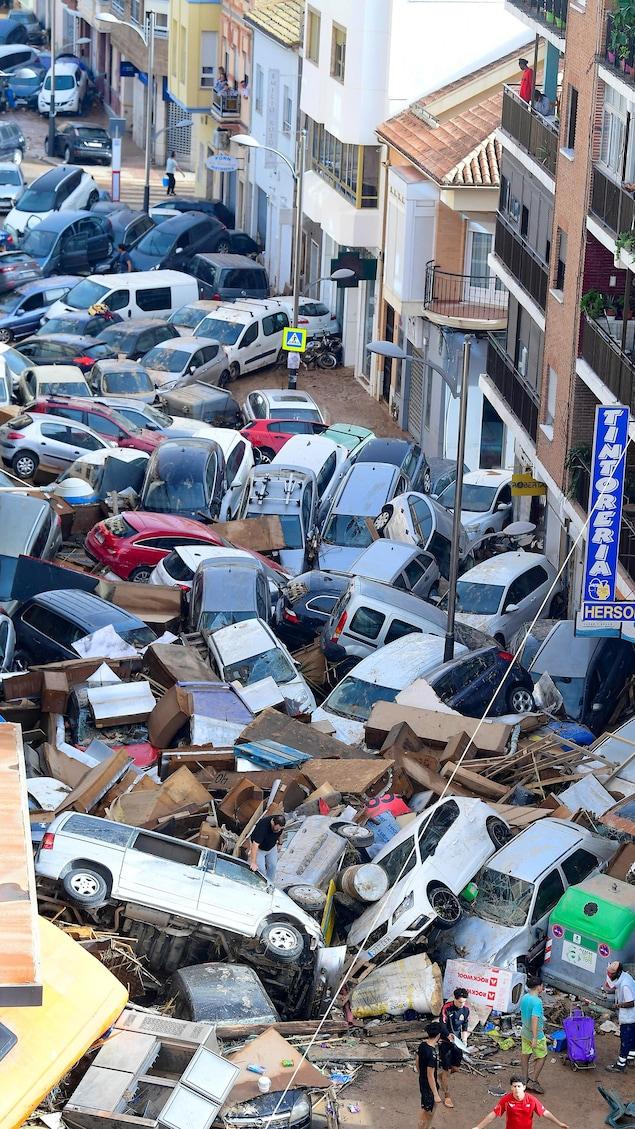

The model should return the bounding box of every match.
[29,365,87,380]
[212,617,274,662]
[34,333,97,347]
[16,276,81,297]
[483,819,588,880]
[149,437,220,465]
[272,434,343,469]
[463,469,512,487]
[148,336,217,352]
[259,389,317,406]
[333,461,400,509]
[355,438,412,461]
[30,588,145,627]
[30,211,92,234]
[36,395,116,413]
[459,551,551,586]
[147,211,219,232]
[349,576,448,623]
[122,511,222,536]
[72,448,148,467]
[28,166,82,189]
[102,318,170,335]
[194,252,261,269]
[350,539,424,576]
[349,633,463,690]
[82,270,194,286]
[0,490,49,527]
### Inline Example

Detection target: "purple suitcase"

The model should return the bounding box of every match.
[563,1008,596,1069]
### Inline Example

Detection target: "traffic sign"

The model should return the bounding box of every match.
[282,327,307,352]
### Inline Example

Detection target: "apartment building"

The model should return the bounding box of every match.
[167,0,222,174]
[484,0,635,605]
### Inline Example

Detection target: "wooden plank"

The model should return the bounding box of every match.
[213,515,286,553]
[301,758,394,796]
[307,1042,411,1064]
[238,707,350,759]
[440,763,507,798]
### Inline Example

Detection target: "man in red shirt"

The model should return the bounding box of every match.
[519,58,534,103]
[471,1076,569,1129]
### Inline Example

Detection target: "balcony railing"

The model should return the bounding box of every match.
[211,89,241,120]
[494,214,549,311]
[604,11,635,85]
[500,86,559,178]
[486,334,540,442]
[580,313,635,410]
[504,0,566,36]
[590,164,635,239]
[424,263,508,323]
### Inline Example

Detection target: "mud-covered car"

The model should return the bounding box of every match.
[276,815,375,910]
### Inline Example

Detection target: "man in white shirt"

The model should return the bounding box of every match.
[605,960,635,1072]
[165,151,180,197]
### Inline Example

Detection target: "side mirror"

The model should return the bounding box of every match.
[504,603,519,613]
[496,502,509,512]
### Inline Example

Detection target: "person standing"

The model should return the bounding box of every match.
[114,242,132,273]
[519,58,534,103]
[165,151,180,196]
[437,988,470,1108]
[520,976,548,1093]
[471,1076,569,1129]
[415,1021,442,1128]
[248,812,285,882]
[605,960,635,1071]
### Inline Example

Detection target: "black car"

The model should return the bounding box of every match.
[7,10,45,44]
[140,437,226,522]
[152,196,234,229]
[38,310,123,337]
[129,212,231,271]
[0,121,26,164]
[18,334,117,372]
[228,230,263,257]
[276,569,349,649]
[106,207,154,255]
[45,124,112,165]
[353,438,431,494]
[427,646,535,717]
[96,318,180,360]
[13,589,156,665]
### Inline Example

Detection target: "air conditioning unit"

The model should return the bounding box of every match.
[212,128,230,150]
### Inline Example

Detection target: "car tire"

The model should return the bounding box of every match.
[12,450,38,479]
[62,865,109,907]
[260,920,305,963]
[13,148,23,166]
[428,884,462,928]
[87,190,99,207]
[128,566,153,583]
[332,822,374,848]
[0,327,13,344]
[423,467,432,494]
[229,361,240,381]
[64,146,73,164]
[43,136,50,155]
[215,239,231,254]
[286,884,327,913]
[486,816,512,849]
[258,447,275,464]
[374,505,393,533]
[218,369,231,388]
[506,684,535,714]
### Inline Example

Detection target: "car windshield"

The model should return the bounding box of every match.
[41,380,89,397]
[196,317,242,345]
[170,305,207,329]
[438,482,498,513]
[0,345,28,376]
[137,404,171,428]
[143,346,189,373]
[119,624,156,647]
[104,369,153,394]
[16,186,56,212]
[137,227,175,256]
[200,608,259,632]
[142,464,209,514]
[452,580,505,615]
[0,292,23,314]
[322,513,373,548]
[40,316,84,335]
[224,645,296,686]
[13,73,40,89]
[0,168,22,186]
[270,408,321,422]
[326,675,398,722]
[65,279,109,309]
[21,228,57,257]
[471,868,535,926]
[44,74,75,90]
[544,675,585,718]
[77,128,108,141]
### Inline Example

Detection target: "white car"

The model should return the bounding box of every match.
[37,62,88,115]
[150,544,234,589]
[436,469,513,543]
[311,634,467,746]
[208,618,316,717]
[442,550,561,646]
[5,166,98,236]
[17,363,91,405]
[0,412,111,479]
[347,797,512,960]
[243,388,326,424]
[275,296,339,338]
[204,426,253,520]
[167,300,221,335]
[0,161,25,213]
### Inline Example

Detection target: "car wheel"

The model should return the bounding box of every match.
[507,684,535,714]
[215,239,231,254]
[43,136,50,155]
[62,865,109,907]
[258,446,275,464]
[12,450,38,479]
[486,816,512,849]
[218,369,231,388]
[423,467,432,494]
[286,884,327,913]
[374,505,393,533]
[229,361,240,381]
[87,190,99,207]
[332,822,374,848]
[428,884,462,928]
[64,146,73,164]
[13,148,23,166]
[129,566,152,583]
[0,327,13,344]
[275,348,286,366]
[260,920,305,963]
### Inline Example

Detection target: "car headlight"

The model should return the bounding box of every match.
[290,1095,310,1124]
[392,891,414,923]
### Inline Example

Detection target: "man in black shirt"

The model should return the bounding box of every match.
[249,812,286,882]
[416,1020,442,1127]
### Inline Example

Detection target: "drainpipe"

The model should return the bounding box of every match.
[371,146,390,400]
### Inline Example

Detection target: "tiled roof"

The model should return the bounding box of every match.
[246,0,304,46]
[377,91,503,188]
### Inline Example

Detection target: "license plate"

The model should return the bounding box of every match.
[562,941,597,972]
[94,531,104,544]
[85,142,99,148]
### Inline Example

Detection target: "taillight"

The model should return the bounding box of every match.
[211,292,221,300]
[298,318,309,324]
[498,651,515,663]
[73,355,93,367]
[283,607,300,624]
[41,832,55,850]
[330,313,337,320]
[331,610,348,641]
[6,429,23,439]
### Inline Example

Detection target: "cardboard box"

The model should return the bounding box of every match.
[144,643,215,689]
[198,823,222,850]
[96,580,183,632]
[41,671,69,715]
[365,703,511,753]
[147,685,193,748]
[219,779,264,828]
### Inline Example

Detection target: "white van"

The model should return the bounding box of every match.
[193,298,289,381]
[272,434,347,499]
[44,270,199,323]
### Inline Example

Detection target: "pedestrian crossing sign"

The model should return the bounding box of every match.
[282,327,307,352]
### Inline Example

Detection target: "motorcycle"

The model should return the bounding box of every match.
[303,331,344,369]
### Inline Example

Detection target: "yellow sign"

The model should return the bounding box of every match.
[320,879,337,946]
[282,327,307,352]
[512,472,547,497]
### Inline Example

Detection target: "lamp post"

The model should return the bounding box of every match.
[443,334,472,662]
[304,267,355,294]
[47,0,56,159]
[96,9,156,213]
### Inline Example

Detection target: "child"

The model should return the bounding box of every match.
[471,1076,569,1129]
[415,1021,442,1128]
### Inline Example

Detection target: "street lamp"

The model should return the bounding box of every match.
[305,268,355,294]
[96,9,156,213]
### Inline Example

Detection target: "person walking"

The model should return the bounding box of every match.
[520,976,548,1093]
[165,151,180,197]
[114,242,132,273]
[437,988,470,1108]
[471,1076,569,1129]
[248,812,285,882]
[605,960,635,1072]
[415,1021,442,1129]
[519,58,534,103]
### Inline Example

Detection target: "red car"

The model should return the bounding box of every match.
[85,511,289,583]
[27,397,164,455]
[241,418,326,462]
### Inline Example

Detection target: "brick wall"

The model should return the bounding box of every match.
[433,202,466,275]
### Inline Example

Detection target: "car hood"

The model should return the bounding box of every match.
[5,206,48,235]
[310,706,365,746]
[0,186,21,199]
[435,913,523,968]
[318,544,366,572]
[129,248,162,270]
[278,672,316,718]
[454,611,498,635]
[145,366,182,387]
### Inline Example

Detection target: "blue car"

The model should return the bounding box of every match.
[13,589,157,665]
[426,646,536,716]
[6,65,45,109]
[0,275,81,342]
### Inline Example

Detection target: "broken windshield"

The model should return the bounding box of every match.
[471,867,534,927]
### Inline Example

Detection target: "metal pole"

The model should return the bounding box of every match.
[443,335,472,663]
[142,11,155,214]
[288,127,306,390]
[47,0,56,157]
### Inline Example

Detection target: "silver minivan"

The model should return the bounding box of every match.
[188,550,271,633]
[318,462,408,572]
[2,491,62,561]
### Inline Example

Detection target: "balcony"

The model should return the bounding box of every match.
[211,89,242,121]
[486,334,540,442]
[504,0,566,38]
[494,214,549,311]
[580,313,635,410]
[604,11,635,86]
[590,164,635,240]
[423,264,507,329]
[500,86,559,179]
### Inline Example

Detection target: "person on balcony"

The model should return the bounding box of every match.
[533,88,551,116]
[519,58,534,103]
[214,67,229,94]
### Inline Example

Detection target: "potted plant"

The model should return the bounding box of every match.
[580,289,605,320]
[610,0,635,69]
[607,13,617,62]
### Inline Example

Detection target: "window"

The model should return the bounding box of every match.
[240,322,258,348]
[309,120,379,207]
[404,559,426,589]
[154,11,168,37]
[282,85,293,134]
[133,832,202,867]
[262,311,288,335]
[545,366,557,429]
[225,442,244,485]
[349,606,385,639]
[424,365,433,429]
[106,289,129,312]
[566,85,578,151]
[561,849,598,886]
[130,0,141,23]
[86,413,121,439]
[306,595,338,615]
[385,619,421,645]
[531,869,565,924]
[255,65,263,114]
[316,451,336,496]
[600,84,631,179]
[306,8,321,64]
[200,31,215,89]
[418,800,460,860]
[40,421,73,443]
[555,229,567,291]
[379,836,417,885]
[137,287,171,312]
[331,22,346,81]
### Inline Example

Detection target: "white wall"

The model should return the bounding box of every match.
[384,167,437,308]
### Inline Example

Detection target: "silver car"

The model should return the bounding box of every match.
[0,161,25,213]
[0,411,110,479]
[140,335,227,391]
[277,816,374,909]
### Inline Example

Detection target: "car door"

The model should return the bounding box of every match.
[525,866,566,962]
[14,290,48,336]
[38,419,81,471]
[116,830,204,912]
[501,566,546,641]
[492,483,513,530]
[81,217,110,265]
[59,223,89,274]
[221,437,249,518]
[84,409,126,446]
[198,850,271,936]
[196,343,225,386]
[17,603,78,662]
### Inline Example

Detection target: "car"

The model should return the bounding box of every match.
[241,417,327,462]
[187,551,272,633]
[321,422,374,453]
[4,167,99,237]
[201,426,253,520]
[85,511,228,581]
[0,20,28,45]
[193,299,290,381]
[0,161,25,213]
[275,296,340,337]
[35,811,322,962]
[0,367,10,406]
[5,64,45,109]
[14,589,157,664]
[425,645,536,717]
[0,411,110,479]
[347,798,512,960]
[0,340,31,390]
[139,336,227,391]
[140,437,225,522]
[0,276,81,342]
[17,334,117,372]
[434,819,618,970]
[156,382,244,428]
[95,319,180,361]
[272,434,348,503]
[27,396,164,454]
[7,10,45,45]
[243,388,326,424]
[208,618,316,717]
[16,364,92,405]
[350,438,431,495]
[0,250,40,293]
[0,490,62,561]
[0,611,15,672]
[227,230,263,257]
[92,395,240,440]
[44,124,112,165]
[318,462,409,572]
[166,299,222,335]
[89,361,156,403]
[0,120,26,164]
[37,62,89,115]
[376,490,468,580]
[149,540,287,592]
[149,197,234,229]
[242,467,318,574]
[311,634,468,746]
[440,551,561,646]
[19,211,113,276]
[52,448,150,504]
[428,457,470,499]
[188,253,270,301]
[38,311,123,339]
[104,207,155,257]
[436,469,513,544]
[276,816,374,909]
[129,212,232,271]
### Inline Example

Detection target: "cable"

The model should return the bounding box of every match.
[257,429,633,1127]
